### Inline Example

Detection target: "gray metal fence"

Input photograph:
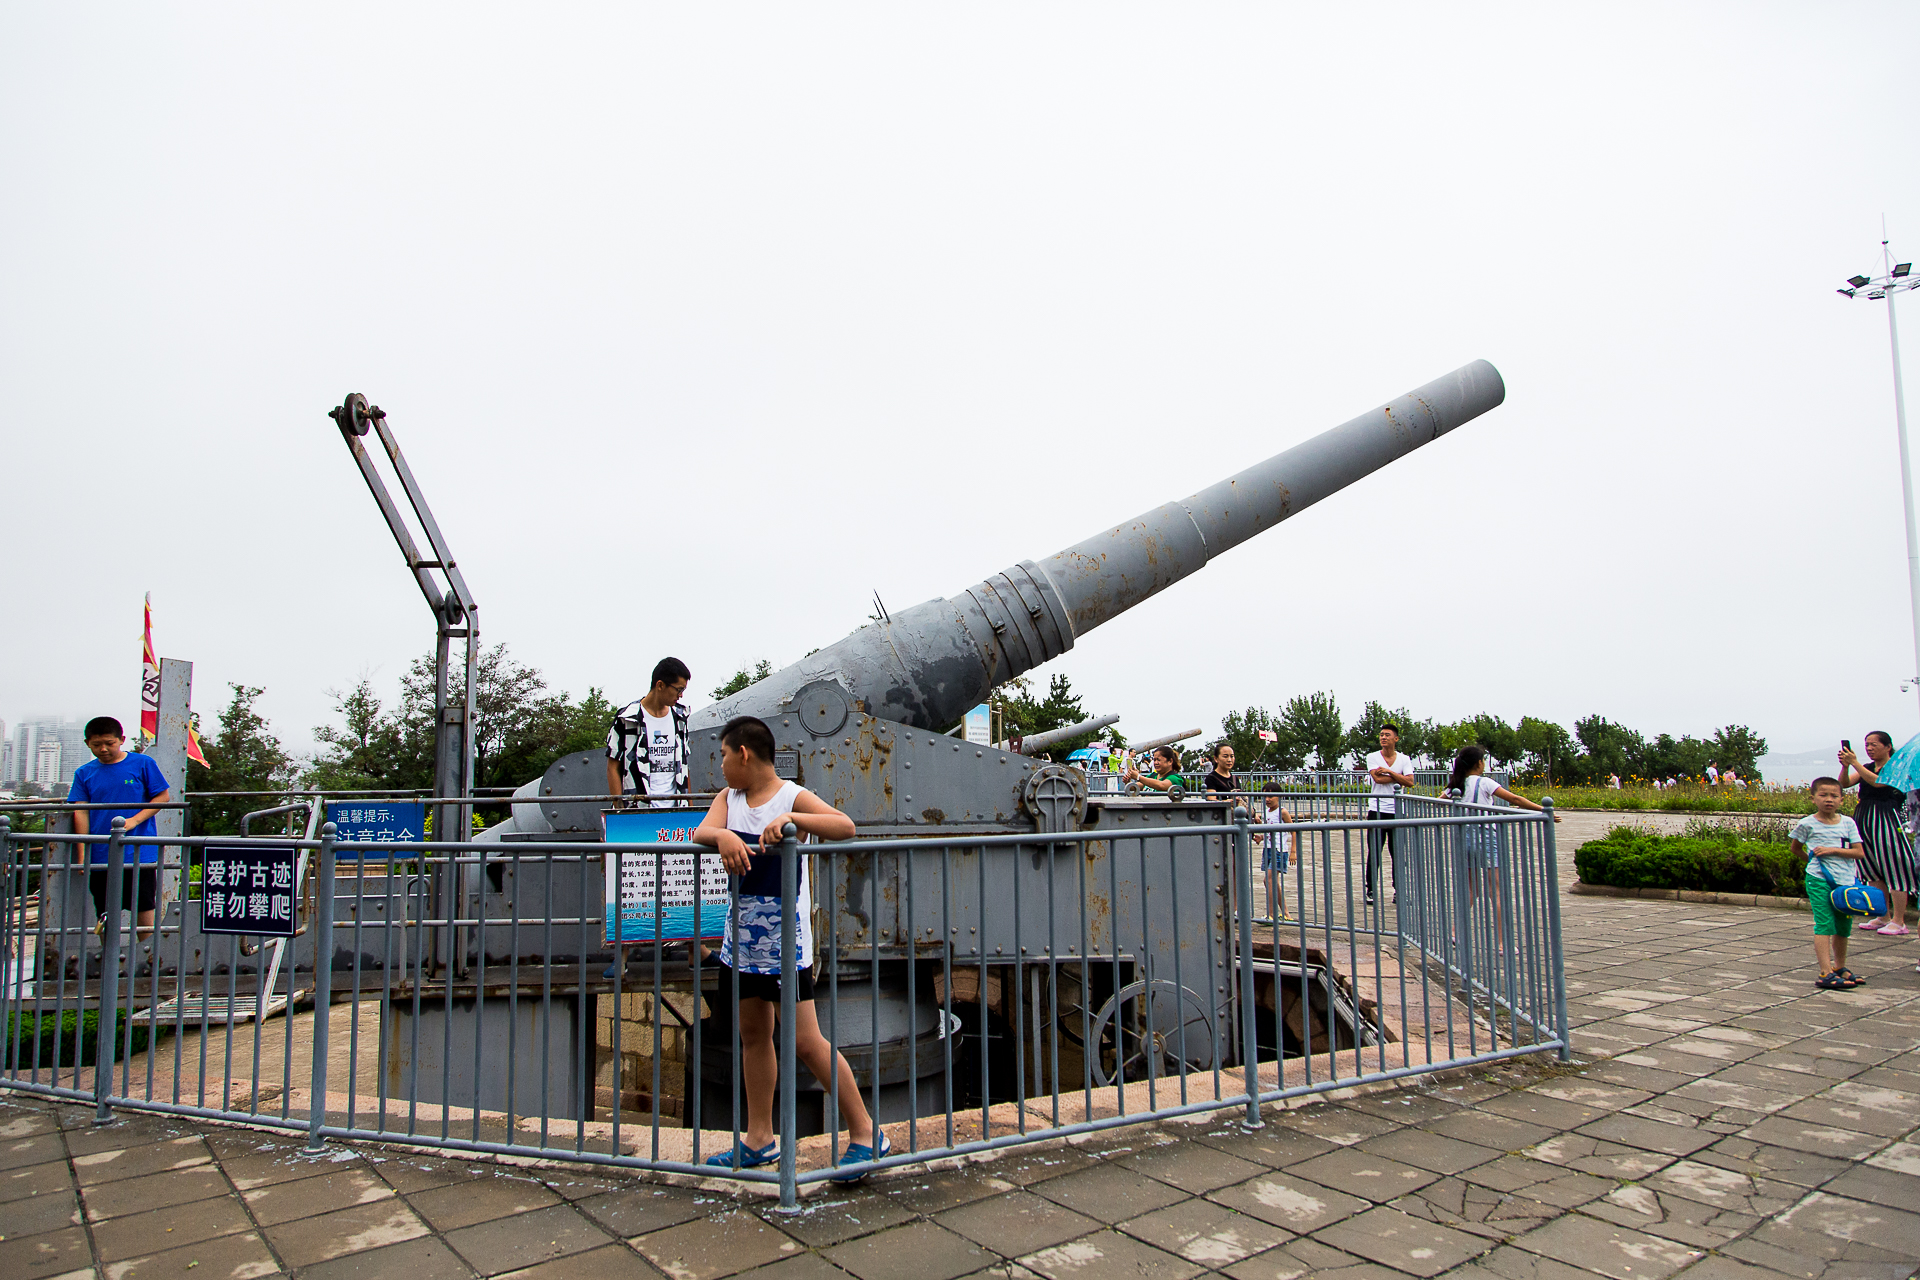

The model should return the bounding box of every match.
[1,795,1566,1211]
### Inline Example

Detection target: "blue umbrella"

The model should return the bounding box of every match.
[1874,731,1920,793]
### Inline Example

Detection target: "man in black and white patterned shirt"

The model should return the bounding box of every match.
[605,657,693,807]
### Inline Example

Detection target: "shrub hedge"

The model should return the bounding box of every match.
[1574,823,1808,898]
[3,1009,157,1069]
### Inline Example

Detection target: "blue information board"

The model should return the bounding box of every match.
[603,809,729,944]
[325,801,426,858]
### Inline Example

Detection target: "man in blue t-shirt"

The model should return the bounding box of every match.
[68,716,172,955]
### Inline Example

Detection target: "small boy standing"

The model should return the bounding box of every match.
[68,716,171,969]
[1791,777,1866,991]
[693,716,887,1180]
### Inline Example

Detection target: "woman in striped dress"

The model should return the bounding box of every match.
[1839,731,1918,936]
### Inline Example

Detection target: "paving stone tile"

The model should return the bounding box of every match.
[1336,1090,1465,1126]
[1774,1190,1920,1258]
[1423,1076,1513,1106]
[1692,1136,1855,1189]
[220,1143,351,1191]
[1667,1257,1827,1280]
[264,1198,431,1269]
[409,1173,563,1230]
[1793,1080,1920,1134]
[1510,1213,1704,1279]
[1732,1217,1920,1271]
[879,1168,1010,1214]
[241,1164,394,1225]
[633,1210,804,1280]
[1117,1198,1291,1268]
[445,1203,614,1277]
[91,1227,282,1280]
[1354,1127,1499,1175]
[1667,1076,1802,1115]
[936,1189,1099,1255]
[1865,1137,1920,1174]
[81,1162,231,1219]
[1641,1159,1801,1217]
[1575,1113,1721,1157]
[1611,1047,1738,1078]
[826,1220,996,1280]
[1029,1161,1188,1220]
[1206,1172,1368,1234]
[1118,1139,1265,1193]
[0,1224,94,1276]
[1582,1183,1762,1250]
[1420,1110,1560,1152]
[1390,1176,1561,1241]
[1820,1162,1920,1216]
[496,1243,667,1280]
[1581,1061,1697,1094]
[3,1181,81,1236]
[1219,1234,1395,1279]
[63,1116,196,1157]
[376,1154,498,1194]
[1310,1204,1488,1277]
[1745,1049,1875,1082]
[1458,1155,1615,1209]
[762,1192,917,1248]
[0,1104,61,1138]
[1451,1241,1620,1279]
[300,1234,477,1280]
[1737,1115,1889,1161]
[1854,1063,1920,1094]
[0,1157,74,1206]
[1193,1125,1338,1170]
[1276,1105,1401,1148]
[88,1187,255,1259]
[979,1145,1099,1187]
[1526,1079,1651,1112]
[1282,1147,1437,1202]
[1017,1227,1200,1280]
[734,1257,859,1280]
[1779,1036,1904,1067]
[1521,1132,1676,1179]
[1478,1091,1605,1131]
[68,1133,212,1186]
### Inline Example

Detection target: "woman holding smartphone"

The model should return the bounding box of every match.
[1839,732,1917,936]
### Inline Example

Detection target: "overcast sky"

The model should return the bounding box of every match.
[4,4,1919,775]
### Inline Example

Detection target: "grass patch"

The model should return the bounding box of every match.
[1574,819,1806,898]
[3,1009,165,1069]
[1511,782,1842,815]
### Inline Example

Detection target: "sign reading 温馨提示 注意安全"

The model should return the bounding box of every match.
[602,810,728,945]
[324,801,426,858]
[200,846,298,937]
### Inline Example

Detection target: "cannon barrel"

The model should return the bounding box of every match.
[1005,714,1121,756]
[694,360,1504,736]
[1131,728,1203,754]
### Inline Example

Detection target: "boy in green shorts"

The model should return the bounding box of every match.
[1791,777,1865,990]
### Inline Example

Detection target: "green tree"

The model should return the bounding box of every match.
[1216,707,1306,771]
[1711,725,1768,779]
[306,679,417,792]
[186,684,298,835]
[1574,715,1646,786]
[1343,701,1420,769]
[711,660,774,702]
[994,672,1120,755]
[1516,716,1577,785]
[1279,691,1344,770]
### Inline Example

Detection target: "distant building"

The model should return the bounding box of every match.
[33,740,61,786]
[0,716,9,782]
[10,716,87,788]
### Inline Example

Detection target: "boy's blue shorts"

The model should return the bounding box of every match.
[1261,843,1288,872]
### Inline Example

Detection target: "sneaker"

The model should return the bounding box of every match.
[831,1132,892,1184]
[1875,923,1911,936]
[703,1139,779,1170]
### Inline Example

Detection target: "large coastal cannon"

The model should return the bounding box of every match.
[682,359,1505,830]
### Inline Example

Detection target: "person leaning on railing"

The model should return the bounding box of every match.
[693,714,889,1182]
[1123,745,1186,793]
[1444,745,1558,952]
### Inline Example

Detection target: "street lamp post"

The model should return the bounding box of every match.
[1839,234,1920,717]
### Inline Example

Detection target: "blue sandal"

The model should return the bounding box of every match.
[831,1132,892,1184]
[704,1139,780,1170]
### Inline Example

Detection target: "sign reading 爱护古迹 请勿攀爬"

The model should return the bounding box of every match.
[201,846,298,937]
[602,810,728,944]
[325,801,426,858]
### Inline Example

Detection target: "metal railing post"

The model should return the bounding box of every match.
[776,821,800,1213]
[308,822,338,1151]
[1539,800,1570,1060]
[1233,807,1262,1130]
[95,819,127,1124]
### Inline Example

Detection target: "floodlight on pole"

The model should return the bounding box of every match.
[1838,225,1920,719]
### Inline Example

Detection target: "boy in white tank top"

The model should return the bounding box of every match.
[693,715,888,1180]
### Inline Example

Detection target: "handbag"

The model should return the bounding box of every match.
[1829,882,1889,919]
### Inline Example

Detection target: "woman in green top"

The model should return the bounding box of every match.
[1124,746,1186,794]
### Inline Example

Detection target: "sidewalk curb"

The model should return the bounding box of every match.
[1569,881,1919,922]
